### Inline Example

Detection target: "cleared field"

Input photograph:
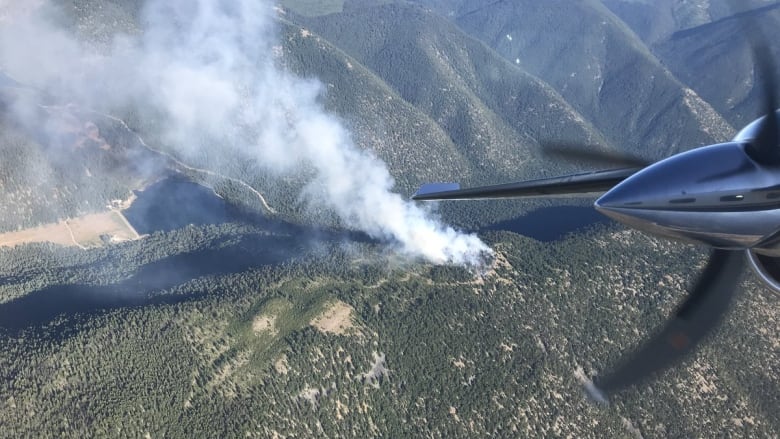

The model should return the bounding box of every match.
[0,211,140,248]
[311,300,355,335]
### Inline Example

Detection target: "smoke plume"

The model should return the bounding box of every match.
[0,0,491,266]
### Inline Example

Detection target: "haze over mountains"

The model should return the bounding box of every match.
[293,0,739,174]
[0,1,777,437]
[5,0,774,231]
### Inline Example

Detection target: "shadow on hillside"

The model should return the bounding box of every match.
[483,206,612,241]
[0,232,307,334]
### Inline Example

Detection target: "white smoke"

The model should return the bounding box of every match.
[0,0,492,266]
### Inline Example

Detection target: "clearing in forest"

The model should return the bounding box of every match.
[311,300,355,335]
[0,210,139,248]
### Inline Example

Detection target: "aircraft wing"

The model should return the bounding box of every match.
[412,167,640,201]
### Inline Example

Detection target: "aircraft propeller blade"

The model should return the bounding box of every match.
[540,142,652,168]
[744,44,780,164]
[585,249,744,404]
[735,2,780,165]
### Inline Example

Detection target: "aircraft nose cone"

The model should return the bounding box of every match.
[592,148,700,231]
[593,166,697,240]
[592,141,769,248]
[594,184,637,211]
[594,178,645,223]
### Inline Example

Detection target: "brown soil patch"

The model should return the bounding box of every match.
[0,210,139,248]
[0,222,75,248]
[68,211,139,245]
[42,106,111,151]
[252,315,277,335]
[311,301,354,335]
[274,355,289,375]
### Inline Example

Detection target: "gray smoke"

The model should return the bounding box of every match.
[0,0,492,266]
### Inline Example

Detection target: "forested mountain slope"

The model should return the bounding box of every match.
[654,4,780,127]
[0,1,778,438]
[0,224,776,437]
[601,0,776,45]
[416,0,734,160]
[294,2,610,183]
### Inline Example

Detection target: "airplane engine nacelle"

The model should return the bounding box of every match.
[746,249,780,293]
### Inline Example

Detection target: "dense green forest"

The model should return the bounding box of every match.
[0,0,778,437]
[0,222,776,437]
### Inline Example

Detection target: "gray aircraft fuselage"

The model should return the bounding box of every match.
[596,111,780,256]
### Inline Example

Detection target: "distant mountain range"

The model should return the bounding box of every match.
[2,0,779,228]
[281,0,774,178]
[602,0,776,45]
[0,3,778,438]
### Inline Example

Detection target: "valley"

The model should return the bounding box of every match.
[0,0,777,437]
